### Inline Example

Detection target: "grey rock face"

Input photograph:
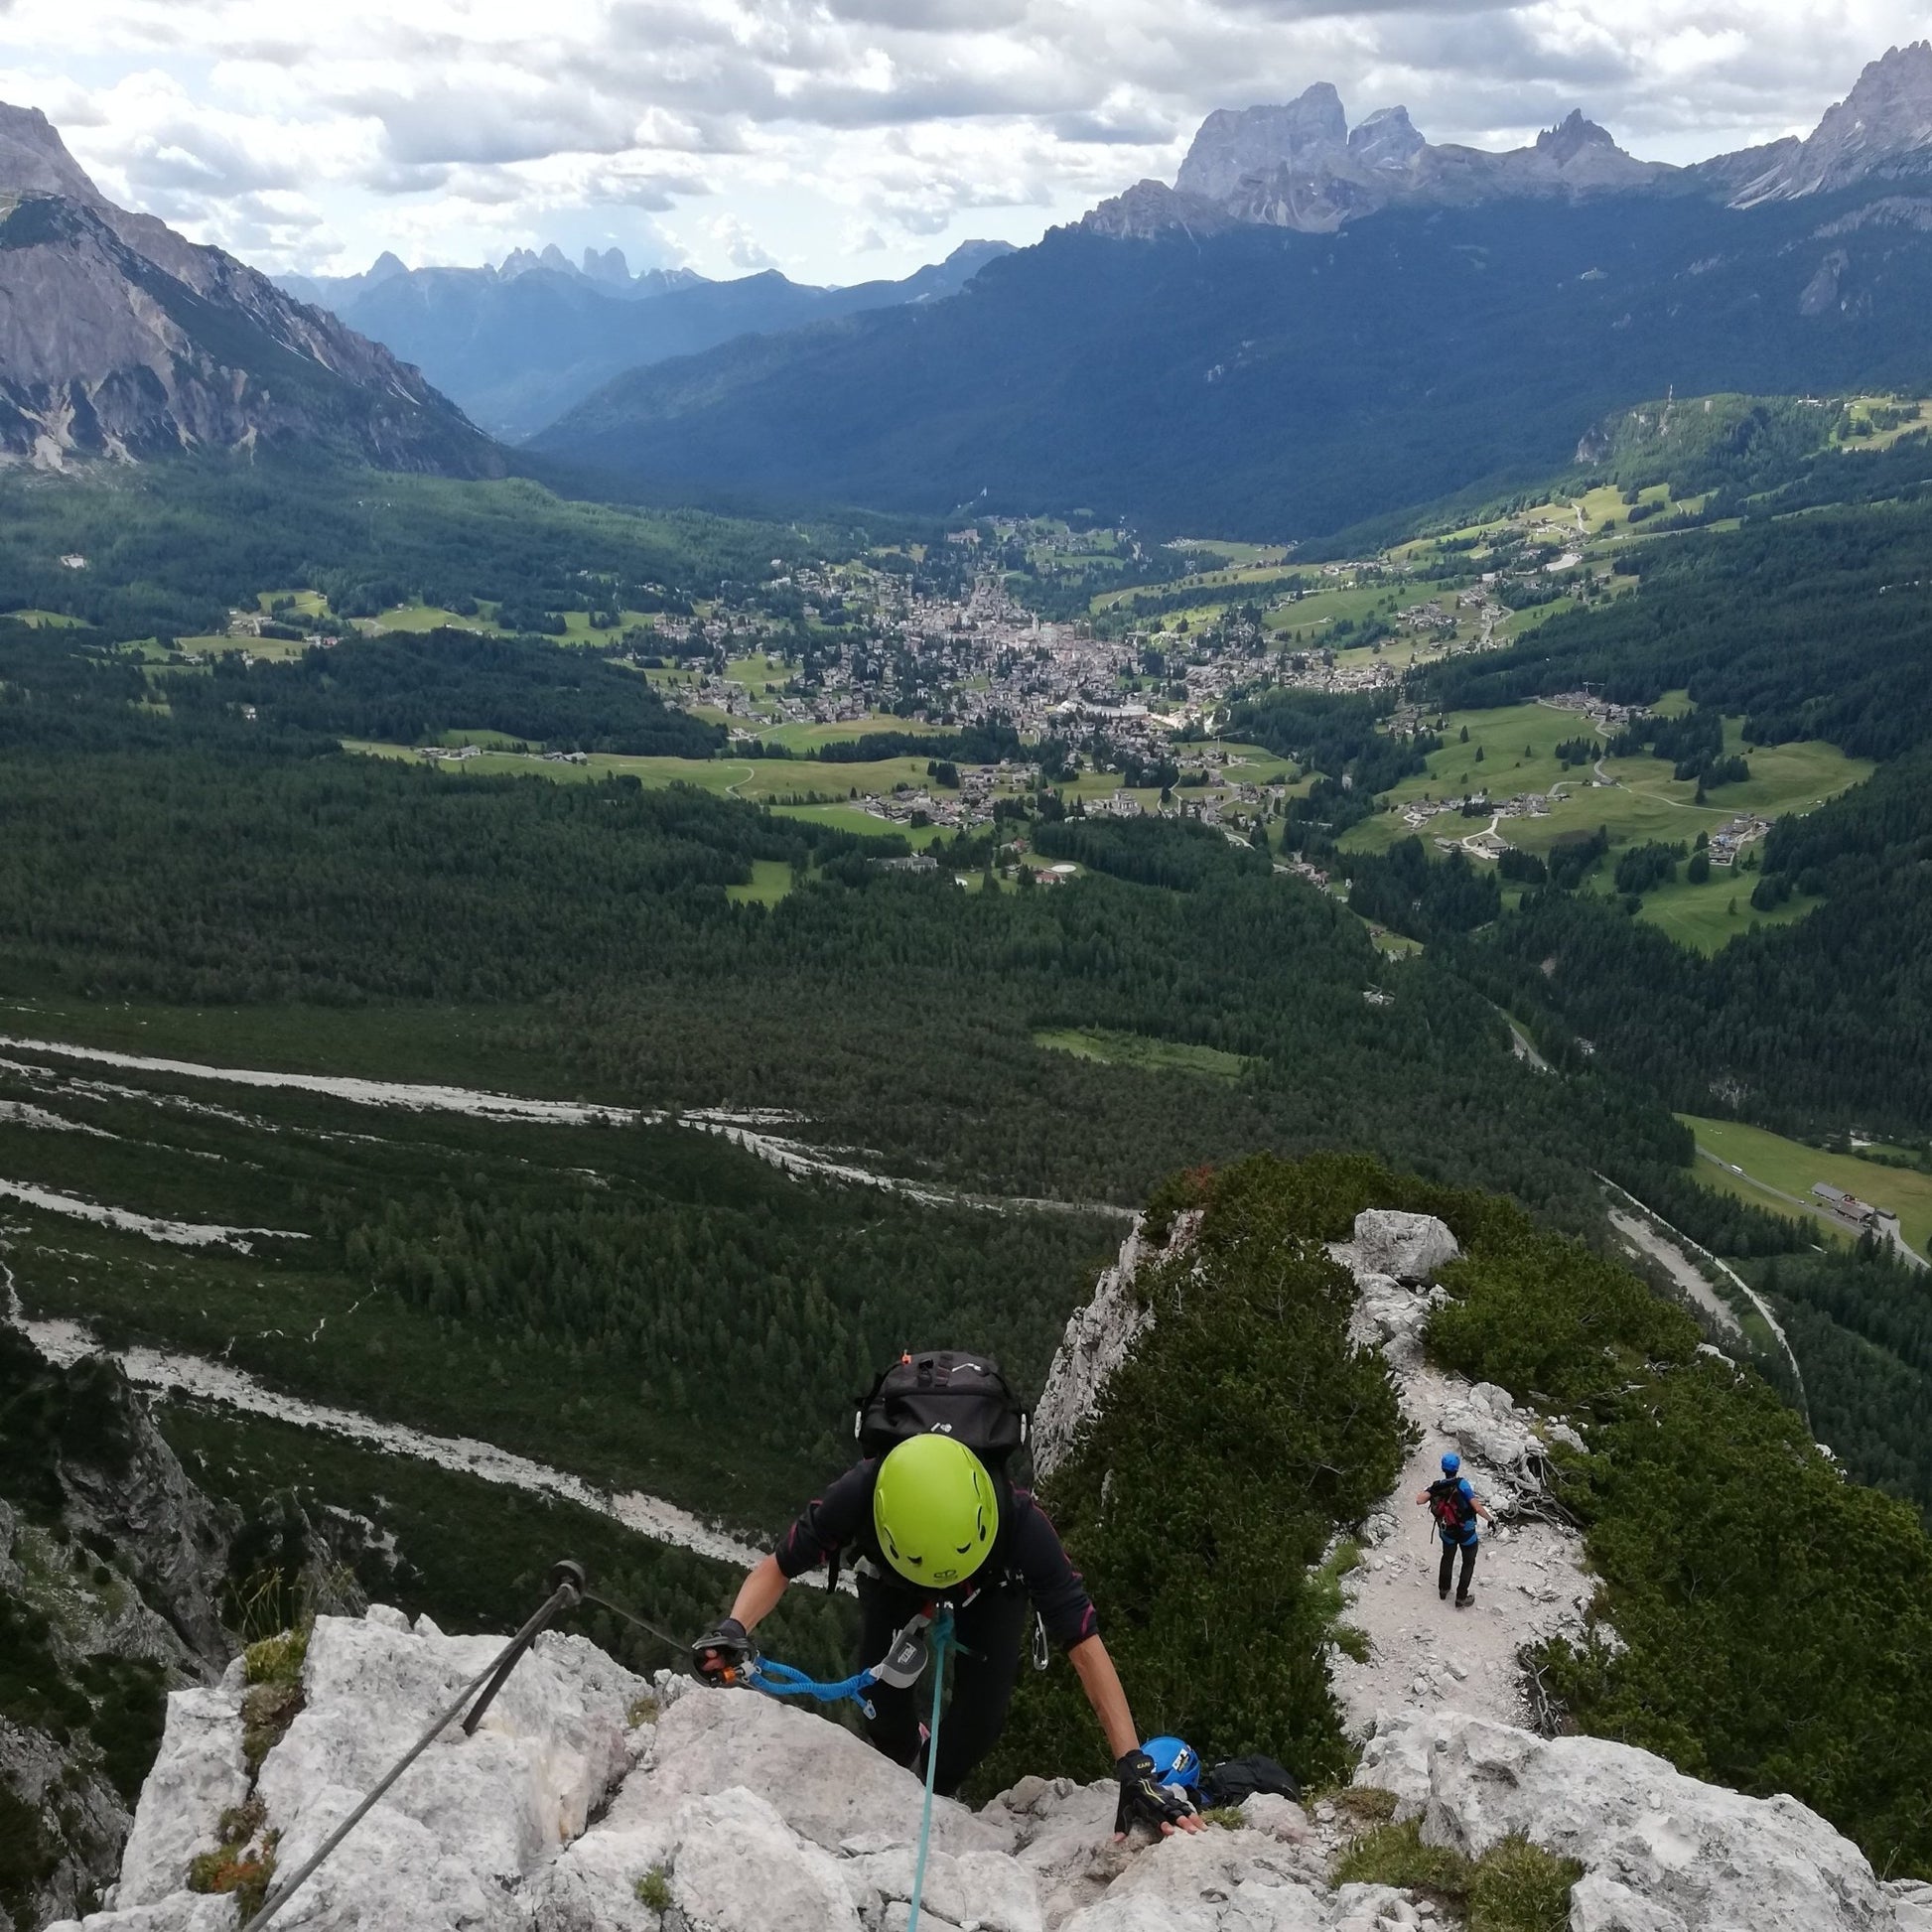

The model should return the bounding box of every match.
[0,1329,239,1929]
[54,1606,1932,1932]
[1360,1711,1905,1932]
[0,104,105,206]
[1731,42,1932,204]
[1165,87,1660,236]
[1330,1209,1460,1286]
[1034,1216,1186,1478]
[1176,86,1352,202]
[0,99,497,472]
[1348,108,1425,174]
[1147,47,1932,242]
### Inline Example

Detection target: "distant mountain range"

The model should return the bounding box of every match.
[279,240,1014,442]
[1092,42,1932,238]
[0,105,494,476]
[531,42,1932,537]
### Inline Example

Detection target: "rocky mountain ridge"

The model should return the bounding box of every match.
[44,1603,1932,1932]
[41,1202,1932,1932]
[1089,42,1932,238]
[0,103,497,473]
[282,237,1014,442]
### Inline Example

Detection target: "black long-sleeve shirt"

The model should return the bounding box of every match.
[777,1459,1099,1648]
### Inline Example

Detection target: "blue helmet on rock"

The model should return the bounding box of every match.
[1143,1735,1201,1789]
[1441,1451,1461,1475]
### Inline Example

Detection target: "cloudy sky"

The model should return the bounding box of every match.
[0,0,1924,286]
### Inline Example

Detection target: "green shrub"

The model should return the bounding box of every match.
[242,1628,309,1689]
[1331,1819,1471,1896]
[634,1865,673,1911]
[976,1156,1411,1796]
[187,1796,278,1920]
[1426,1225,1699,1408]
[1469,1837,1585,1932]
[1331,1823,1580,1930]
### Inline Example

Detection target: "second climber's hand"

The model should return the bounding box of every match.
[690,1616,755,1684]
[1112,1749,1204,1841]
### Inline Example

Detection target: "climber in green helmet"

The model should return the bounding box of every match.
[694,1430,1204,1839]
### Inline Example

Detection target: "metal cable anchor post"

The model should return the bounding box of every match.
[239,1560,586,1932]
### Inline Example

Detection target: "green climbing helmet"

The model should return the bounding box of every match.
[873,1434,996,1588]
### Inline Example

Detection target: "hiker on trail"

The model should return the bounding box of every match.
[692,1351,1203,1842]
[1418,1451,1491,1608]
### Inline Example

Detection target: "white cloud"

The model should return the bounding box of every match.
[0,0,1923,279]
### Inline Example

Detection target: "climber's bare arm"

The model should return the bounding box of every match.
[727,1553,789,1631]
[1070,1636,1205,1837]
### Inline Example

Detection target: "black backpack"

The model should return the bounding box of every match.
[1198,1755,1301,1808]
[1428,1477,1475,1537]
[855,1350,1030,1466]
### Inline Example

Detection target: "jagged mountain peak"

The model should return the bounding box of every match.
[1536,108,1621,163]
[1348,105,1425,173]
[1167,82,1656,233]
[0,101,106,207]
[581,243,631,285]
[1709,41,1932,205]
[1175,85,1353,201]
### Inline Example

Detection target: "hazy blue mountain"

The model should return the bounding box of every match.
[0,103,496,475]
[285,239,1013,441]
[529,45,1932,537]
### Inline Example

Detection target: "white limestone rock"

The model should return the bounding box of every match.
[841,1842,1045,1932]
[609,1680,1001,1858]
[1330,1211,1460,1288]
[66,1603,1931,1932]
[1351,1711,1461,1820]
[1056,1824,1336,1931]
[1889,1880,1932,1932]
[1569,1872,1691,1932]
[1343,1271,1442,1369]
[1410,1714,1897,1931]
[43,1904,235,1932]
[255,1613,642,1927]
[111,1685,249,1908]
[662,1788,859,1931]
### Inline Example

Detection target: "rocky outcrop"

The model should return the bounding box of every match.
[1080,181,1239,242]
[49,1609,1434,1932]
[1033,1216,1189,1479]
[0,1324,238,1928]
[58,1607,1932,1932]
[1726,44,1932,206]
[1328,1209,1460,1288]
[0,100,498,473]
[1357,1710,1927,1932]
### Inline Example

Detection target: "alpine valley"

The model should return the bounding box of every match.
[8,31,1932,1932]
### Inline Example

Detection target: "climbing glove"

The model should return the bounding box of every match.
[691,1616,755,1683]
[1114,1748,1200,1836]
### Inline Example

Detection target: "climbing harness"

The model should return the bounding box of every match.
[734,1603,941,1720]
[239,1561,587,1932]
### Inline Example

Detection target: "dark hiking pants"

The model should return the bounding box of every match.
[1439,1537,1477,1600]
[858,1575,1029,1796]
